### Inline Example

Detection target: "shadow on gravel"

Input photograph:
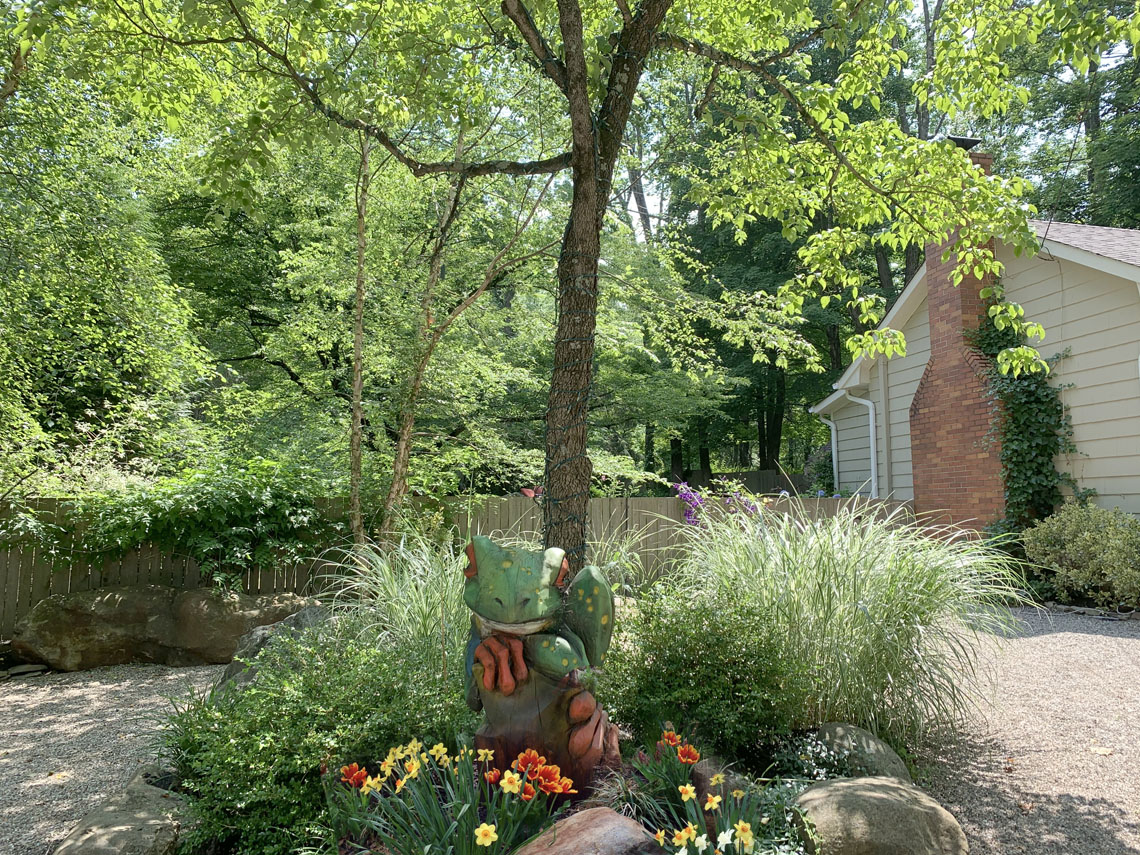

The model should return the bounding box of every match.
[998,609,1140,643]
[920,733,1140,855]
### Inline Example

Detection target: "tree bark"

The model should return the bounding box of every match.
[349,136,369,546]
[669,436,684,482]
[697,422,711,477]
[543,0,673,572]
[643,422,656,471]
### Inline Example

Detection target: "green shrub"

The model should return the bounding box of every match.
[164,538,479,855]
[609,500,1025,751]
[599,588,794,765]
[1023,501,1140,608]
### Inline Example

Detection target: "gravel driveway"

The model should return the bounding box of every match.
[920,608,1140,855]
[0,663,222,855]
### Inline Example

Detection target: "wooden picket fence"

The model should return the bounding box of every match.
[0,495,912,639]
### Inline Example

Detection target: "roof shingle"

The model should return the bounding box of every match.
[1030,219,1140,269]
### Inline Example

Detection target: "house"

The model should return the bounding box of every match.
[810,149,1140,525]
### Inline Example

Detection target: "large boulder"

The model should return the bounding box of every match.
[11,586,313,671]
[215,603,329,692]
[795,776,968,855]
[53,766,186,855]
[816,722,912,781]
[515,807,664,855]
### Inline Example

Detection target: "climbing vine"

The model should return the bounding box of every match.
[968,308,1088,532]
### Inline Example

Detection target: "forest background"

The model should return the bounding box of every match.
[2,0,1137,555]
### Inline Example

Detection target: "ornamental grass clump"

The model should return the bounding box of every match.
[670,500,1026,746]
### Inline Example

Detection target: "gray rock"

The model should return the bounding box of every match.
[53,765,186,855]
[816,722,911,781]
[12,586,313,671]
[8,663,48,676]
[795,776,968,855]
[215,604,329,692]
[514,807,664,855]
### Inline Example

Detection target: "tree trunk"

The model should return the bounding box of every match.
[669,437,684,482]
[349,136,369,546]
[628,163,654,240]
[643,422,656,471]
[543,0,672,571]
[697,422,711,477]
[764,367,786,469]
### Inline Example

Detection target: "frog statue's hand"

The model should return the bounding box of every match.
[561,671,620,775]
[471,634,528,695]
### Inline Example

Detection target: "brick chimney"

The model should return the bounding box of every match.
[908,142,1004,528]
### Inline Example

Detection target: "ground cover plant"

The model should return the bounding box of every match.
[163,537,478,855]
[603,491,1027,755]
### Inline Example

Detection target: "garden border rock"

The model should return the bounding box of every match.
[52,765,188,855]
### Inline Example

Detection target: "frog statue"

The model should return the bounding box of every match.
[463,535,621,789]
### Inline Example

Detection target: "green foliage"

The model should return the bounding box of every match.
[652,500,1027,747]
[770,734,856,782]
[1023,501,1140,609]
[599,585,794,766]
[11,459,343,589]
[325,743,563,854]
[968,309,1083,530]
[165,539,480,855]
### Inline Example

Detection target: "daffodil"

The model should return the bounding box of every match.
[681,823,697,842]
[477,748,496,762]
[405,738,423,755]
[404,758,421,779]
[474,823,498,847]
[672,829,689,846]
[500,770,522,795]
[734,820,754,850]
[710,773,726,786]
[705,794,722,811]
[429,743,448,760]
[731,789,745,799]
[694,834,709,853]
[716,829,734,848]
[678,784,696,802]
[360,775,381,796]
[654,830,666,845]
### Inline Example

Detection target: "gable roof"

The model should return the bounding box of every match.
[1030,219,1140,268]
[811,220,1140,414]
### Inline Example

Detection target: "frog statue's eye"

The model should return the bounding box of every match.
[464,542,478,579]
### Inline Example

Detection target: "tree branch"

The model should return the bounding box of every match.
[501,0,569,95]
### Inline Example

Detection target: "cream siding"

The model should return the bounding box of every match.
[880,291,931,500]
[833,399,873,495]
[998,246,1140,514]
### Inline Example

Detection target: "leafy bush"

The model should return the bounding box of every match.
[599,586,794,765]
[165,539,479,855]
[1023,501,1140,608]
[609,499,1025,750]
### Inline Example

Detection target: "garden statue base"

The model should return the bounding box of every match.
[463,536,621,790]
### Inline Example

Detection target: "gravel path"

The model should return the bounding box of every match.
[0,664,222,855]
[920,608,1140,855]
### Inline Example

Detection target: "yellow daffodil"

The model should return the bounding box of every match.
[731,789,745,799]
[678,784,697,802]
[429,743,448,761]
[681,823,697,842]
[406,738,423,755]
[673,829,689,846]
[734,820,754,849]
[379,758,394,778]
[710,773,726,786]
[474,823,498,847]
[500,770,522,795]
[705,794,722,811]
[654,830,666,845]
[360,775,381,796]
[477,748,495,762]
[404,758,421,779]
[394,777,406,793]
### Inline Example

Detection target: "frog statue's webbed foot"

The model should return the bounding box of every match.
[472,634,529,695]
[561,671,621,775]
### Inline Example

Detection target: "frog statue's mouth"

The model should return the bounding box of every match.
[474,613,555,639]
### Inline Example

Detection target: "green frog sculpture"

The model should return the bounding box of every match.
[463,535,621,789]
